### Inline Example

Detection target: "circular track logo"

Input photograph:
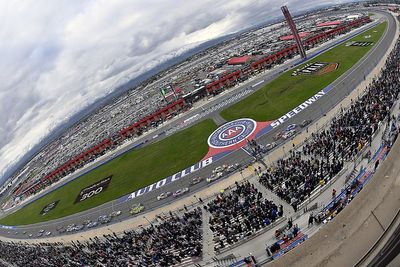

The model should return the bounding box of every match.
[208,118,257,148]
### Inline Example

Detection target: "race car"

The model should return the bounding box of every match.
[74,224,85,231]
[282,129,296,140]
[286,124,297,132]
[173,188,189,198]
[207,172,223,183]
[226,163,240,173]
[130,203,145,215]
[190,177,203,186]
[97,215,111,224]
[213,165,227,173]
[274,131,283,141]
[87,221,99,228]
[110,210,122,217]
[157,192,172,200]
[300,119,312,127]
[265,142,277,151]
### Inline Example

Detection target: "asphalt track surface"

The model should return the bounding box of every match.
[0,10,395,240]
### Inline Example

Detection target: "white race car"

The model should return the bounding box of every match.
[286,124,297,132]
[173,188,189,198]
[157,192,172,200]
[282,130,296,140]
[207,172,223,183]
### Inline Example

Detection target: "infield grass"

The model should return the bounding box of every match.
[221,22,387,121]
[0,119,216,225]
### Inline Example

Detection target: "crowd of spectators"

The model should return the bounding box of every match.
[260,152,343,211]
[260,34,400,211]
[204,181,282,252]
[0,208,202,267]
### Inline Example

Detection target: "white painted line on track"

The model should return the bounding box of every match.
[252,80,265,88]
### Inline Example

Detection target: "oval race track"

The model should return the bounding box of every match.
[0,10,396,240]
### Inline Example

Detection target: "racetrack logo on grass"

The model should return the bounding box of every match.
[208,118,257,148]
[40,200,59,216]
[74,176,112,203]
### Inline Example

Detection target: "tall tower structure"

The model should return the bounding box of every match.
[281,5,306,59]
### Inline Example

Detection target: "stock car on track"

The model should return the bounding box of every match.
[207,172,223,183]
[98,215,112,224]
[157,192,172,200]
[282,130,296,140]
[110,210,122,217]
[300,119,312,127]
[173,188,189,198]
[264,142,277,151]
[274,131,283,141]
[286,124,297,132]
[74,225,85,231]
[87,221,99,228]
[190,177,203,186]
[130,203,145,215]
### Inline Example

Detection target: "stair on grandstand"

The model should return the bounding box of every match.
[345,167,359,184]
[202,206,217,260]
[214,254,238,267]
[252,178,293,215]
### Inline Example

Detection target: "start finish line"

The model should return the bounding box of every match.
[119,85,333,203]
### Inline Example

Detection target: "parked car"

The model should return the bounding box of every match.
[173,188,189,198]
[45,231,52,236]
[157,192,172,200]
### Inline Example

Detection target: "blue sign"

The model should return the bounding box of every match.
[208,118,257,148]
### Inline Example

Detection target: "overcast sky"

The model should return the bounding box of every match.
[0,0,356,181]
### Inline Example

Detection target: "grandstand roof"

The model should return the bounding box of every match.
[227,55,251,65]
[279,32,310,41]
[317,20,342,27]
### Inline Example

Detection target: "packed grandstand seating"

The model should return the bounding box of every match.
[0,208,202,267]
[259,153,343,210]
[205,181,283,252]
[260,34,400,210]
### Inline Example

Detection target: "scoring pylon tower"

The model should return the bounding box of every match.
[281,5,307,59]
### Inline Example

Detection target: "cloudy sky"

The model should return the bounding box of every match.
[0,0,356,182]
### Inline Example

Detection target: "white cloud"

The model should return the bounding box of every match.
[0,0,357,180]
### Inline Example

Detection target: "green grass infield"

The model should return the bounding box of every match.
[220,22,387,121]
[0,119,217,225]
